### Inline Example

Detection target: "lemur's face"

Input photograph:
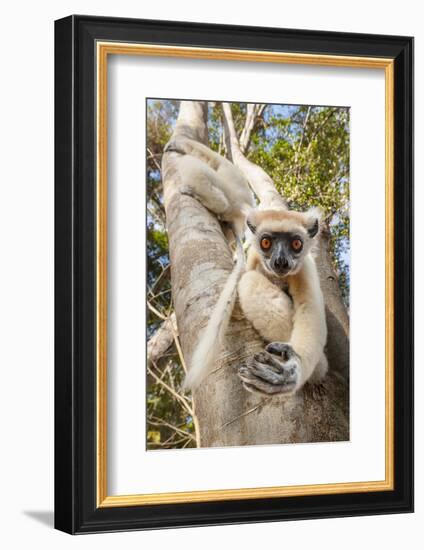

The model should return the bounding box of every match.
[256,230,309,276]
[247,209,320,278]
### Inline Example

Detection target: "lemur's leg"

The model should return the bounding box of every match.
[177,155,230,215]
[165,136,221,171]
[238,270,293,343]
[239,256,327,396]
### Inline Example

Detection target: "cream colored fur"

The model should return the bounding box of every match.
[168,135,253,227]
[238,209,328,392]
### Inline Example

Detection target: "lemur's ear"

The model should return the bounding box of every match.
[304,207,321,238]
[246,212,257,234]
[307,218,319,238]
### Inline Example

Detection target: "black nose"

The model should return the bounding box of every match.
[273,256,289,270]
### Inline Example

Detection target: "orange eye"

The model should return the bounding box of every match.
[291,239,303,252]
[260,237,272,250]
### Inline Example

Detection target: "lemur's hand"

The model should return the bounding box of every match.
[238,343,300,396]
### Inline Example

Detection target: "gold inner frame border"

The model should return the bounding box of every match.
[96,42,394,508]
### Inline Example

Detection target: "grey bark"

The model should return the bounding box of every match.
[162,101,349,447]
[222,103,287,210]
[239,103,266,154]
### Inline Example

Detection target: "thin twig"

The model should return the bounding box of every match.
[147,365,194,416]
[147,300,201,446]
[166,312,202,448]
[293,107,312,184]
[147,147,162,172]
[305,108,338,154]
[149,417,196,441]
[147,301,167,321]
[150,437,191,448]
[149,263,171,295]
[149,288,172,301]
[220,397,272,429]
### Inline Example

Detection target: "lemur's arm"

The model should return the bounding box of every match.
[238,255,327,396]
[238,269,293,344]
[286,255,327,386]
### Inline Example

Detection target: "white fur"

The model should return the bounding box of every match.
[184,237,245,390]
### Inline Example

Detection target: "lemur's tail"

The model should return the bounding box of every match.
[183,228,245,391]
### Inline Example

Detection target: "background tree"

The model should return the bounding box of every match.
[147,99,350,449]
[146,100,198,449]
[247,105,350,303]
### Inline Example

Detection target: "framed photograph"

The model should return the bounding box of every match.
[54,15,413,534]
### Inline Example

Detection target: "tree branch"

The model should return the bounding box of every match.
[147,146,162,172]
[147,313,177,366]
[239,103,266,154]
[306,108,338,153]
[221,102,286,209]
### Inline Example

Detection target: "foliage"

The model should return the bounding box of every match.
[247,105,350,302]
[146,99,350,450]
[146,100,196,449]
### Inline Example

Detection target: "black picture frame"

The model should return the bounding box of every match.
[55,14,414,534]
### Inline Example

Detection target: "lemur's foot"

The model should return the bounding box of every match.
[164,137,188,155]
[179,185,196,197]
[238,343,300,396]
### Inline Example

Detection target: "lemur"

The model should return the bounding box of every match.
[165,135,327,395]
[237,208,328,396]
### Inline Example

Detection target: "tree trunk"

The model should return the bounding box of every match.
[162,101,349,447]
